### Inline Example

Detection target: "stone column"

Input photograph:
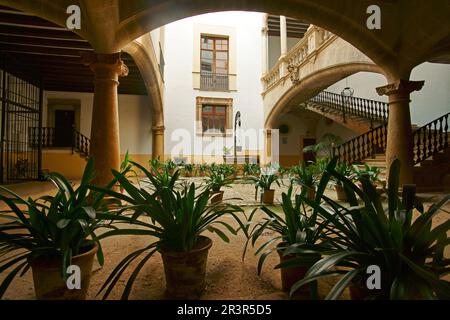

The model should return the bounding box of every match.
[152,125,165,160]
[279,16,288,57]
[265,129,272,165]
[376,79,424,185]
[261,13,269,75]
[82,52,128,186]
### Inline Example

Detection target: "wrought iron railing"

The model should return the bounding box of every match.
[332,124,388,164]
[309,91,389,127]
[413,112,449,165]
[200,72,229,91]
[29,127,90,157]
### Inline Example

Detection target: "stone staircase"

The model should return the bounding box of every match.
[305,91,389,134]
[304,92,450,193]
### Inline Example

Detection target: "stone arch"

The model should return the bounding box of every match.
[265,62,385,129]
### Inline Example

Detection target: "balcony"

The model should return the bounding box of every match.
[200,72,229,91]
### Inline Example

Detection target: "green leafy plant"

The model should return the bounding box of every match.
[352,163,382,184]
[149,157,162,173]
[243,185,330,275]
[183,163,195,176]
[163,159,177,173]
[198,163,210,176]
[93,166,245,299]
[290,159,450,299]
[246,165,280,201]
[205,167,233,192]
[243,163,260,176]
[332,162,354,186]
[290,162,319,190]
[0,159,128,297]
[303,133,343,158]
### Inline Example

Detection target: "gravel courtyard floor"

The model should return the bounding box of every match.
[1,179,449,300]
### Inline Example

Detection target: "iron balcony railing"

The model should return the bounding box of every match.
[200,72,229,91]
[310,91,389,128]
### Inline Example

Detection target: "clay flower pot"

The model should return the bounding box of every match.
[160,236,213,299]
[31,243,98,300]
[349,281,370,300]
[335,184,347,201]
[262,189,275,204]
[276,243,319,293]
[211,190,224,204]
[302,187,316,201]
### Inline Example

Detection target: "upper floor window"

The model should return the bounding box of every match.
[200,35,229,91]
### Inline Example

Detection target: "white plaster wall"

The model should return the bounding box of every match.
[42,91,152,154]
[163,12,265,159]
[326,63,450,126]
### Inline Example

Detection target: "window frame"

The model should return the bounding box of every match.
[196,97,233,137]
[200,35,229,75]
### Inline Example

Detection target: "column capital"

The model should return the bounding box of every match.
[81,52,129,77]
[376,79,424,97]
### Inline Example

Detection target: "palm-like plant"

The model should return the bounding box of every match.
[243,163,260,176]
[93,170,245,299]
[303,133,343,158]
[290,159,450,299]
[243,185,330,275]
[205,165,233,192]
[0,159,129,298]
[246,166,280,201]
[352,163,382,184]
[149,157,162,173]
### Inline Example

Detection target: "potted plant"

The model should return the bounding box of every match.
[183,163,195,177]
[198,163,209,177]
[247,165,280,204]
[290,159,450,300]
[163,159,177,175]
[95,162,245,300]
[205,166,233,204]
[243,162,260,176]
[149,157,162,173]
[0,159,129,300]
[352,163,383,192]
[243,185,330,294]
[332,162,354,201]
[291,163,319,201]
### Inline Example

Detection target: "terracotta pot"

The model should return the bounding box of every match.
[349,282,370,300]
[262,189,275,204]
[302,187,316,201]
[335,184,347,201]
[160,236,213,299]
[31,243,98,300]
[211,191,224,204]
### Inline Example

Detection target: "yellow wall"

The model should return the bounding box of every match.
[42,152,153,180]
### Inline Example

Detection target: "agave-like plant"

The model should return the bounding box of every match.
[243,184,331,275]
[0,158,130,297]
[92,163,246,300]
[290,159,450,299]
[246,165,281,201]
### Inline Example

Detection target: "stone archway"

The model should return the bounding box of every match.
[265,62,385,129]
[124,40,165,159]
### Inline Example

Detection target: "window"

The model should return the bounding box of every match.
[196,97,233,136]
[202,105,227,133]
[200,35,229,91]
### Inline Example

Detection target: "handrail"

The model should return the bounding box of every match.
[333,111,450,166]
[72,129,90,157]
[29,127,90,157]
[309,91,389,127]
[413,112,449,164]
[332,124,388,164]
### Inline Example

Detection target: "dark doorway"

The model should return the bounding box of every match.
[54,110,74,147]
[303,138,316,164]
